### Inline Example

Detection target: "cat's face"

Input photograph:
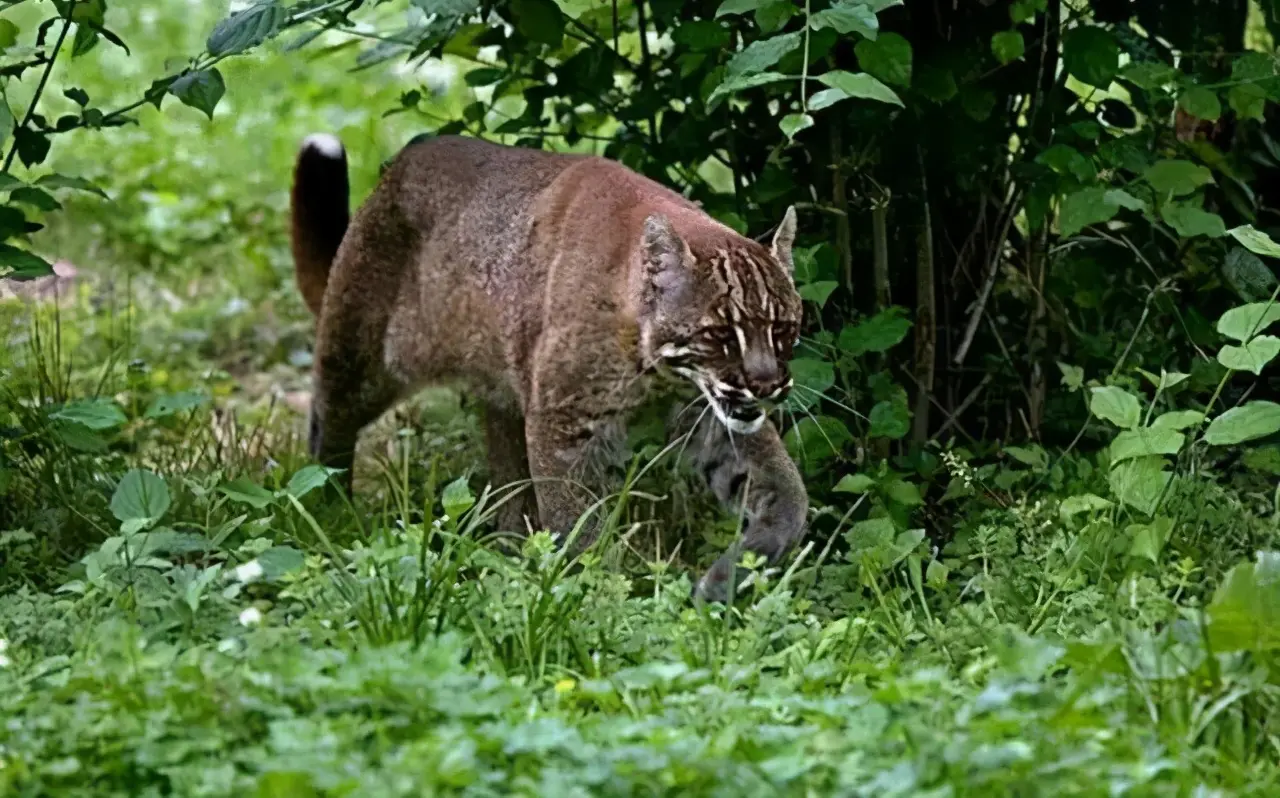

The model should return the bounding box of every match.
[642,208,802,434]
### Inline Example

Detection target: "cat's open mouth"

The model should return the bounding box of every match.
[720,402,766,435]
[692,379,767,435]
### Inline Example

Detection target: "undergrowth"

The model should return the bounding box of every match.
[1,265,1278,796]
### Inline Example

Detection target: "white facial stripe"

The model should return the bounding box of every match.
[692,377,765,436]
[733,324,748,355]
[725,414,766,435]
[657,344,693,359]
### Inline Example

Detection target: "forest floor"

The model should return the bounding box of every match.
[1,264,1278,797]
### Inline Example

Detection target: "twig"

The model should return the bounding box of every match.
[3,1,76,172]
[934,374,992,440]
[953,185,1019,366]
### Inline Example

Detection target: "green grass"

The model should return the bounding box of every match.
[2,3,1280,796]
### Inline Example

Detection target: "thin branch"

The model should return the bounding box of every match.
[952,186,1019,366]
[4,1,76,172]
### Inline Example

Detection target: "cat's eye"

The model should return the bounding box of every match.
[773,323,799,352]
[700,326,736,346]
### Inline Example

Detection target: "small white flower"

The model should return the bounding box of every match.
[0,638,8,652]
[216,638,239,654]
[238,607,263,627]
[0,655,10,668]
[234,560,264,583]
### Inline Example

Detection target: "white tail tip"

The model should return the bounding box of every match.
[301,133,344,159]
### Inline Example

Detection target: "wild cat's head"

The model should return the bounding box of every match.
[639,206,802,435]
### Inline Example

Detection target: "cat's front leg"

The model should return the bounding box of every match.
[679,409,809,602]
[524,408,628,552]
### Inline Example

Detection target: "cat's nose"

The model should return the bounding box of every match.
[743,349,781,396]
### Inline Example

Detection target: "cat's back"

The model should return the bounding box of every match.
[387,136,582,232]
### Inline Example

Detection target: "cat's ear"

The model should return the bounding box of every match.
[642,213,691,307]
[770,205,797,275]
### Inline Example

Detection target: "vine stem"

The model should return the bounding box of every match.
[3,0,77,173]
[801,0,811,112]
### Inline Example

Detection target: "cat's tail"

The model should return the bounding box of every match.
[290,133,350,316]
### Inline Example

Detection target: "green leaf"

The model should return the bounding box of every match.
[810,70,903,109]
[1059,187,1124,237]
[1143,160,1214,197]
[674,20,731,52]
[145,391,208,419]
[218,478,275,509]
[855,32,912,87]
[208,1,284,56]
[785,415,852,464]
[0,205,25,241]
[785,357,835,411]
[0,244,52,279]
[715,0,766,16]
[50,398,127,430]
[286,465,340,498]
[463,67,504,86]
[1127,516,1173,563]
[170,69,226,119]
[1229,83,1267,122]
[1204,401,1280,445]
[34,173,108,198]
[809,3,878,39]
[13,129,50,168]
[411,0,479,26]
[1223,246,1278,302]
[1206,551,1280,652]
[837,307,912,354]
[1216,302,1280,342]
[925,559,949,588]
[1151,410,1205,431]
[1057,362,1085,391]
[55,421,106,453]
[991,30,1024,65]
[727,31,802,78]
[779,112,814,140]
[0,103,12,151]
[1058,493,1113,521]
[1178,87,1222,121]
[256,546,305,580]
[868,398,910,439]
[796,279,836,306]
[1062,26,1120,88]
[1217,336,1280,375]
[1037,144,1096,183]
[111,469,171,524]
[707,71,792,107]
[1161,203,1226,239]
[1089,385,1142,430]
[0,19,18,50]
[1122,61,1177,90]
[755,2,796,32]
[442,476,476,518]
[1108,456,1171,516]
[847,516,895,558]
[1228,225,1280,258]
[11,187,60,212]
[834,473,875,493]
[510,0,564,46]
[1004,444,1049,470]
[1109,428,1186,464]
[915,65,957,102]
[884,479,922,506]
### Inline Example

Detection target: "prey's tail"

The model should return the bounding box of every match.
[290,133,350,316]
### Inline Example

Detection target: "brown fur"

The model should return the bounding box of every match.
[291,133,808,601]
